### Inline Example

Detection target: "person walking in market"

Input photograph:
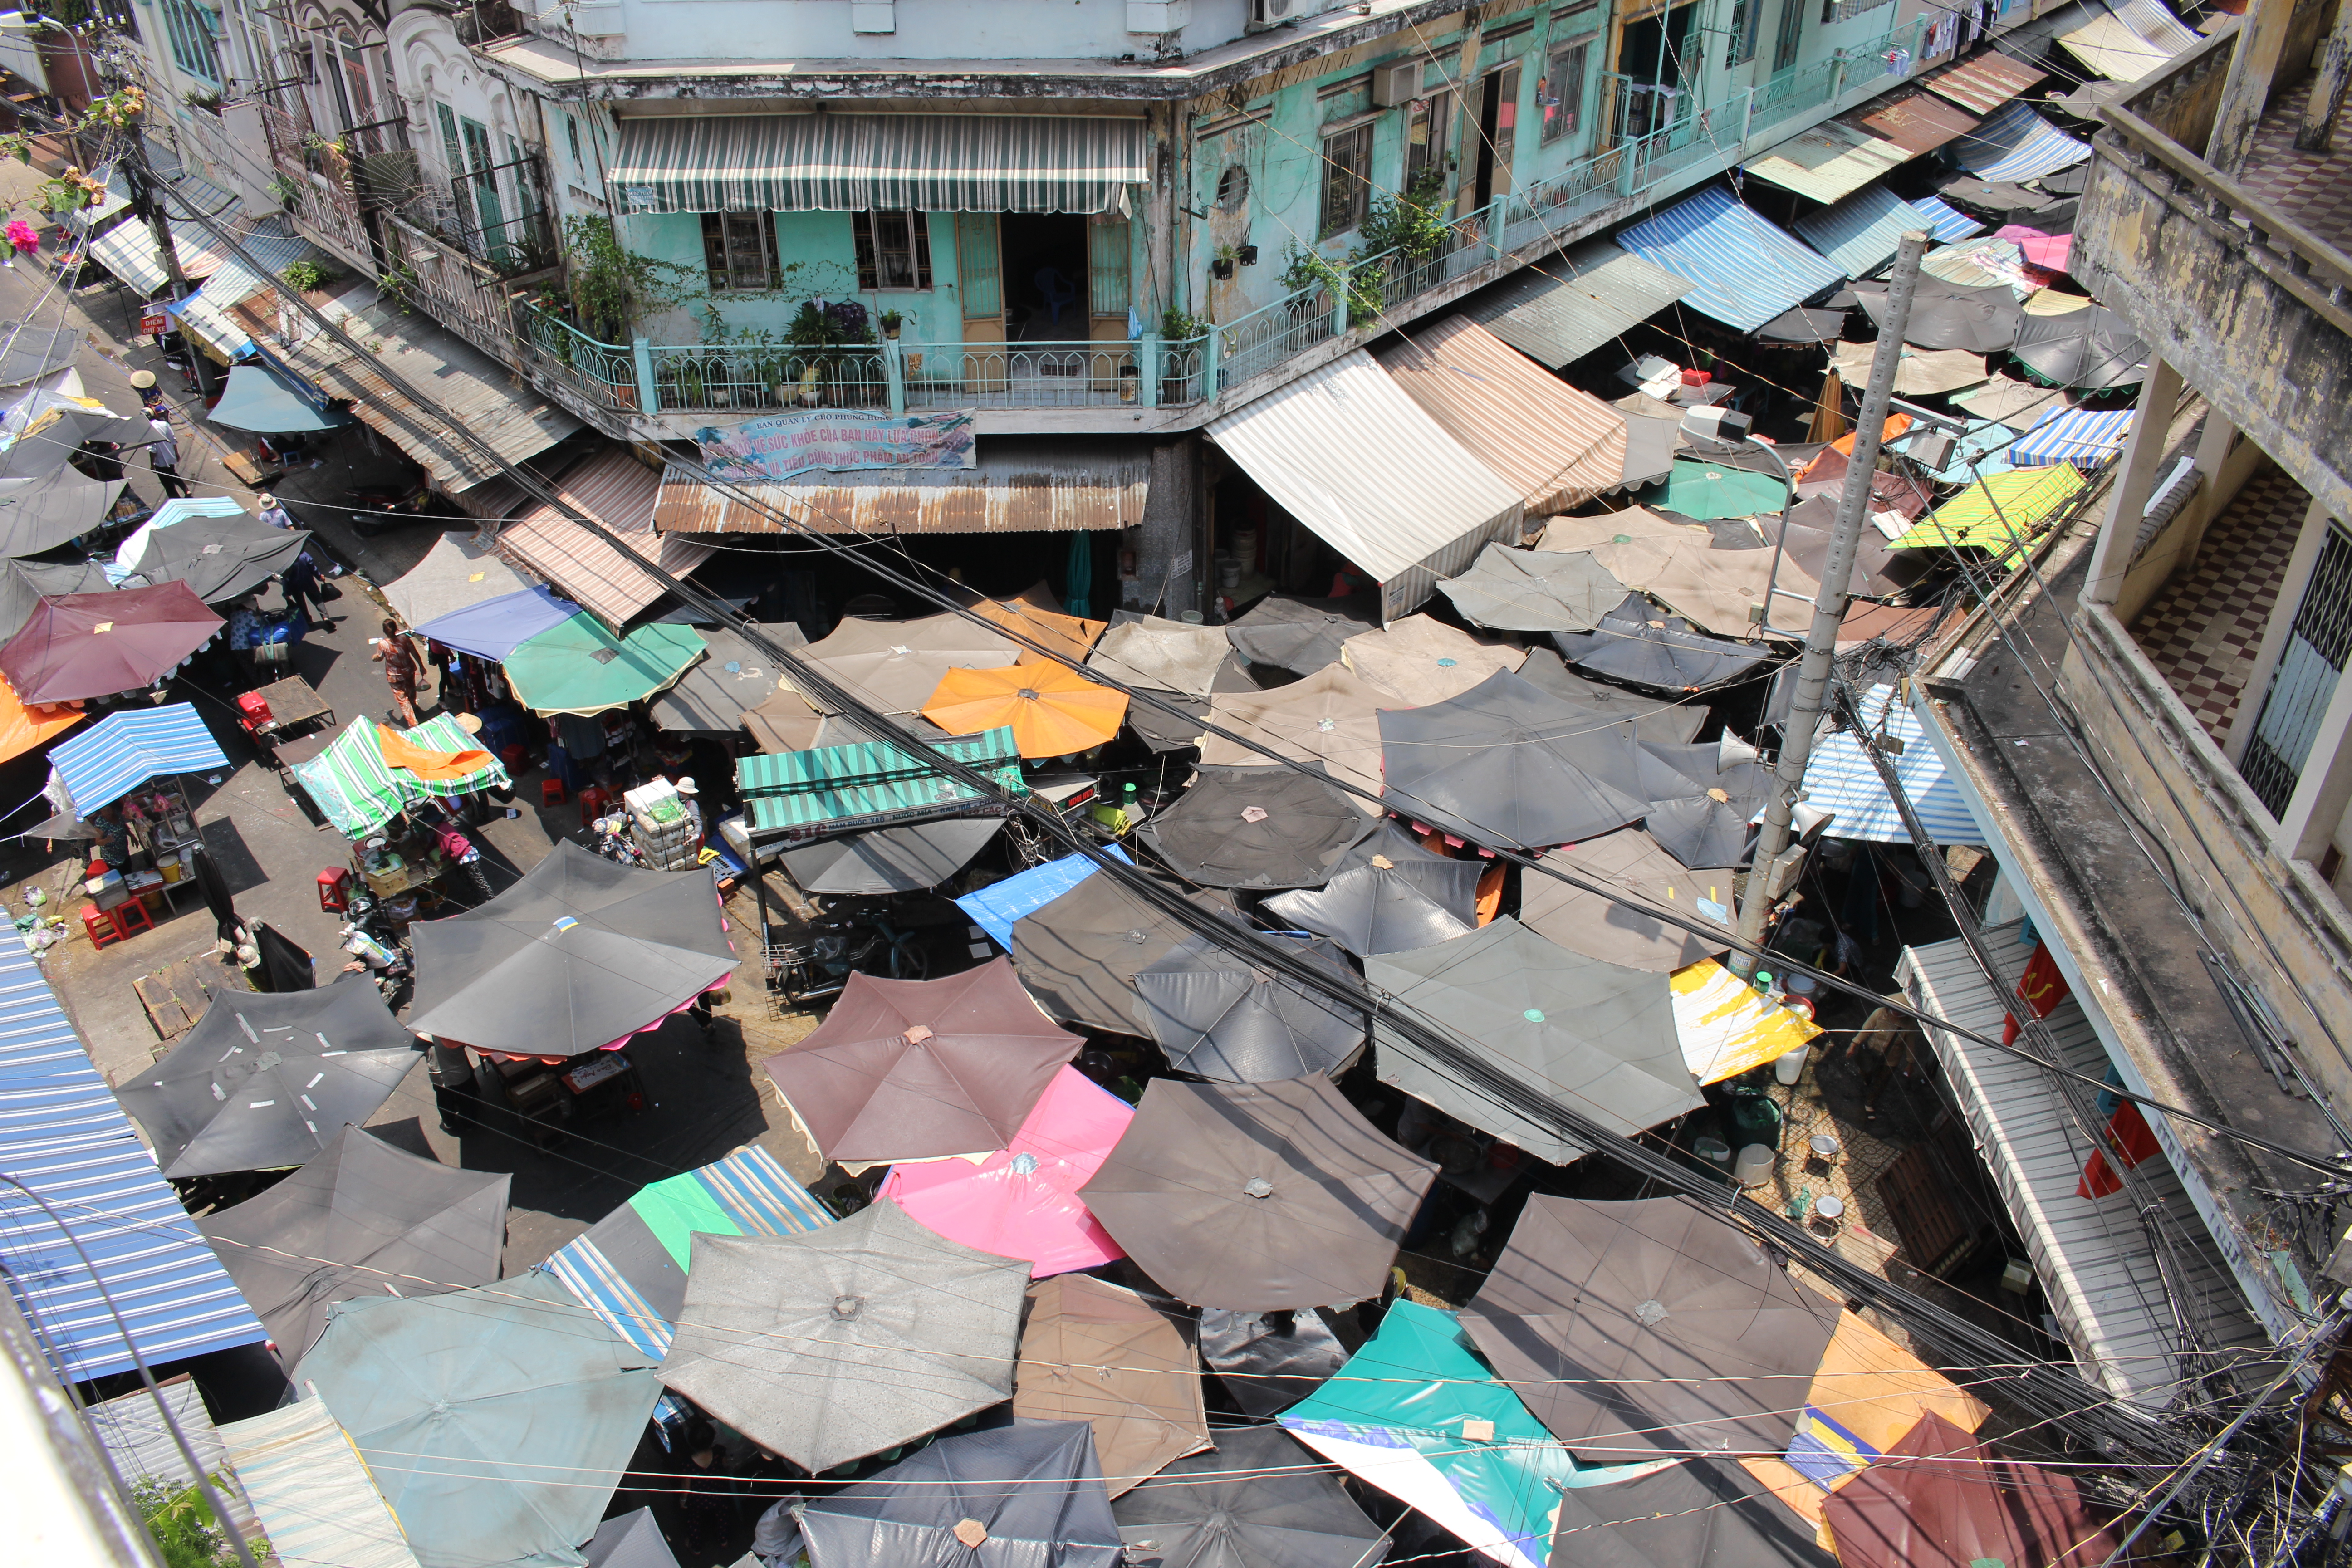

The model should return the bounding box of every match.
[432,809,494,905]
[145,414,188,499]
[372,617,424,728]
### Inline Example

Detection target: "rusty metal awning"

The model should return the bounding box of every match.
[499,445,715,627]
[1837,87,1980,158]
[653,438,1149,535]
[1918,50,2047,116]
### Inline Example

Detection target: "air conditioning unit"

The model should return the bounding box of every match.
[1372,60,1421,106]
[1246,0,1292,34]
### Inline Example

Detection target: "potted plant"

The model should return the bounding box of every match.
[1238,244,1259,266]
[1210,244,1237,281]
[879,309,903,340]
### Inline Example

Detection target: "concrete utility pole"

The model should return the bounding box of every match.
[124,148,209,397]
[1728,229,1928,976]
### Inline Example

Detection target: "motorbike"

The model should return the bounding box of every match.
[767,906,931,1006]
[338,888,415,1004]
[345,479,441,537]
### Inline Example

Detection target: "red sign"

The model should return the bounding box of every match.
[2000,940,2073,1044]
[138,312,169,335]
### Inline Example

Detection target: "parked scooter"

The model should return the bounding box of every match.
[344,479,439,536]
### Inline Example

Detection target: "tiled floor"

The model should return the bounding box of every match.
[2132,466,2309,742]
[2240,76,2352,256]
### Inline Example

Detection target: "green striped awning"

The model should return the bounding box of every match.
[1886,464,2087,567]
[609,115,1147,215]
[291,715,513,840]
[737,727,1022,834]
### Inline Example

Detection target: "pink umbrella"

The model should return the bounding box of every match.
[879,1065,1132,1276]
[1994,225,2072,273]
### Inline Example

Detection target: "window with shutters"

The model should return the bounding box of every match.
[159,0,219,83]
[1407,93,1452,178]
[1320,120,1374,237]
[852,211,933,290]
[701,212,781,293]
[1772,0,1807,72]
[1541,45,1590,142]
[2244,527,2352,819]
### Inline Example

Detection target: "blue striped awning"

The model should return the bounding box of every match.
[1908,195,1989,245]
[955,843,1132,950]
[610,115,1147,216]
[1888,417,2022,485]
[49,702,228,815]
[1955,103,2091,183]
[1802,685,1985,845]
[176,229,326,361]
[0,942,264,1381]
[2009,406,2136,467]
[1615,186,1847,334]
[1793,186,1946,279]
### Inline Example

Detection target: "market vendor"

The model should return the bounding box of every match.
[90,803,130,871]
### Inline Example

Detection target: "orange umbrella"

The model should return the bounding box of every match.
[970,583,1107,666]
[922,663,1128,758]
[0,675,79,765]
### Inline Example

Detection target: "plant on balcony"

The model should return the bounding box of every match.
[268,173,304,212]
[279,258,340,295]
[183,88,223,116]
[1358,167,1450,264]
[1276,242,1384,330]
[879,309,903,339]
[563,214,690,342]
[1160,306,1208,342]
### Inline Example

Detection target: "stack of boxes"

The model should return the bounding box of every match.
[625,779,701,872]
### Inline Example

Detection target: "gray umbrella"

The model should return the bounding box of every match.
[1545,1457,1831,1568]
[0,323,79,390]
[0,465,126,557]
[1849,276,2021,353]
[0,557,109,642]
[1141,765,1374,889]
[783,817,1002,894]
[1079,1076,1438,1311]
[1366,918,1702,1166]
[1196,1309,1349,1417]
[1514,649,1705,744]
[1223,594,1379,676]
[1461,1194,1841,1460]
[1553,595,1774,694]
[1260,838,1481,958]
[115,979,418,1178]
[797,1421,1125,1568]
[1134,931,1367,1083]
[1436,544,1626,633]
[1115,1425,1390,1568]
[2010,305,2150,389]
[126,513,309,604]
[1377,669,1651,851]
[658,1198,1028,1474]
[199,1124,508,1363]
[1759,496,1920,598]
[648,623,807,733]
[584,1509,681,1568]
[2,392,149,480]
[1646,789,1759,869]
[1519,831,1734,972]
[1013,872,1236,1035]
[1126,653,1263,753]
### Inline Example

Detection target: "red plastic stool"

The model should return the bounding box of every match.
[578,785,608,828]
[501,744,527,774]
[110,899,154,939]
[540,779,566,807]
[318,866,352,913]
[79,903,121,949]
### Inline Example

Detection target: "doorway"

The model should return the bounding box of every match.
[996,213,1090,343]
[1470,62,1522,211]
[1616,1,1700,141]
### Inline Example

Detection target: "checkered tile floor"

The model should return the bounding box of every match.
[2239,77,2352,257]
[2132,467,2309,742]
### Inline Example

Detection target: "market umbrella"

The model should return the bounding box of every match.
[293,1271,662,1568]
[1012,871,1230,1035]
[1367,919,1703,1165]
[781,817,1003,895]
[1761,495,1922,598]
[121,510,309,604]
[1091,612,1233,696]
[1436,544,1626,633]
[745,687,936,754]
[1124,650,1262,753]
[647,622,807,733]
[115,979,419,1178]
[502,612,706,716]
[289,714,510,841]
[1520,830,1735,972]
[878,1063,1131,1276]
[405,839,736,1059]
[1134,931,1367,1082]
[803,611,1019,713]
[1651,461,1790,522]
[1546,1457,1833,1568]
[1823,1411,2119,1568]
[0,581,222,704]
[1115,1425,1388,1568]
[1647,787,1760,869]
[0,672,78,764]
[1196,663,1388,813]
[970,580,1108,665]
[760,956,1081,1165]
[1581,531,1821,639]
[922,662,1130,758]
[0,389,147,477]
[1341,614,1526,706]
[1225,593,1379,676]
[0,465,126,557]
[0,557,108,643]
[197,1123,508,1362]
[384,530,535,631]
[1995,223,2071,271]
[1829,338,1994,397]
[1553,595,1774,694]
[1140,764,1373,889]
[1954,372,2074,431]
[584,1509,681,1568]
[657,1198,1029,1473]
[1197,1308,1350,1417]
[206,360,354,434]
[2010,305,2150,389]
[1016,1274,1211,1495]
[1377,669,1650,850]
[1461,1194,1841,1460]
[1261,836,1481,957]
[412,584,577,662]
[1078,1075,1437,1310]
[1514,649,1705,743]
[795,1421,1125,1568]
[1848,276,2022,352]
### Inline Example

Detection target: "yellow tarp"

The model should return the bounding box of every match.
[1885,464,2087,566]
[1670,960,1822,1083]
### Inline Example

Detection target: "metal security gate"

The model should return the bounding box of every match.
[2243,525,2352,818]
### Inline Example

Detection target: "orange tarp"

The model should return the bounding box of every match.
[376,724,492,782]
[0,676,79,765]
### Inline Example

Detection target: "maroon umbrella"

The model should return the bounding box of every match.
[1824,1411,2120,1568]
[0,583,223,704]
[760,956,1082,1165]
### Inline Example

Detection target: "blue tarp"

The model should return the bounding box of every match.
[207,360,353,435]
[1908,194,1989,245]
[956,843,1132,950]
[2009,407,2135,468]
[1956,103,2092,183]
[1793,186,1947,279]
[413,585,577,661]
[1802,685,1984,844]
[50,701,228,814]
[1615,186,1847,334]
[0,941,265,1380]
[1888,418,2022,485]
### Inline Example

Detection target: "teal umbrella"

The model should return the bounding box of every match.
[294,1271,663,1568]
[503,613,707,716]
[1651,459,1789,521]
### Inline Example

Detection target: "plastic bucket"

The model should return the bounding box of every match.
[1773,1045,1810,1085]
[1694,1136,1731,1168]
[1733,1144,1776,1186]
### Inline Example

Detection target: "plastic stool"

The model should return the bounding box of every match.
[540,779,566,807]
[501,744,527,774]
[318,866,352,913]
[79,903,121,949]
[578,786,608,828]
[110,899,154,939]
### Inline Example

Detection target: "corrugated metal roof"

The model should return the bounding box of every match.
[1452,239,1695,369]
[500,446,713,627]
[1909,194,1991,243]
[1901,931,2270,1409]
[175,228,324,361]
[87,213,245,294]
[2009,406,2136,466]
[1919,49,2048,114]
[1793,185,1945,279]
[219,1397,421,1568]
[1614,186,1848,334]
[1374,316,1627,516]
[1955,102,2093,183]
[269,282,582,512]
[1742,121,1911,205]
[1801,683,1985,844]
[1891,462,2090,561]
[654,437,1149,536]
[1205,348,1525,624]
[1838,87,1982,157]
[0,941,264,1382]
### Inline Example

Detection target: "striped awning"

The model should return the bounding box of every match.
[290,714,513,840]
[1887,464,2089,564]
[49,701,228,815]
[1374,316,1628,516]
[735,726,1021,835]
[2009,406,2135,467]
[610,114,1147,215]
[87,214,243,294]
[499,447,713,627]
[2061,0,2199,81]
[0,942,264,1382]
[219,1398,421,1568]
[1793,186,1946,279]
[1799,684,1985,844]
[1955,103,2091,184]
[1908,194,1989,244]
[175,228,327,361]
[655,439,1150,537]
[1615,186,1846,335]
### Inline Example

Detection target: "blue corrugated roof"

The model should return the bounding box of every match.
[1956,103,2092,183]
[50,703,229,815]
[0,942,264,1382]
[2009,407,2136,467]
[1909,195,1989,244]
[1614,186,1847,334]
[1793,186,1947,279]
[956,843,1132,950]
[1802,685,1985,844]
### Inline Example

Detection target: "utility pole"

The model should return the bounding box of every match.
[1729,229,1927,976]
[123,149,209,397]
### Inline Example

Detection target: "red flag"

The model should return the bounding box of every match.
[2001,941,2073,1044]
[2077,1103,2161,1199]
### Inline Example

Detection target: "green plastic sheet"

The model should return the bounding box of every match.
[1652,459,1790,521]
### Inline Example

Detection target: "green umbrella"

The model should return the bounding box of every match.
[504,613,707,716]
[1651,460,1789,521]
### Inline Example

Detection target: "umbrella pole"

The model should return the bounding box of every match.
[1729,231,1927,979]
